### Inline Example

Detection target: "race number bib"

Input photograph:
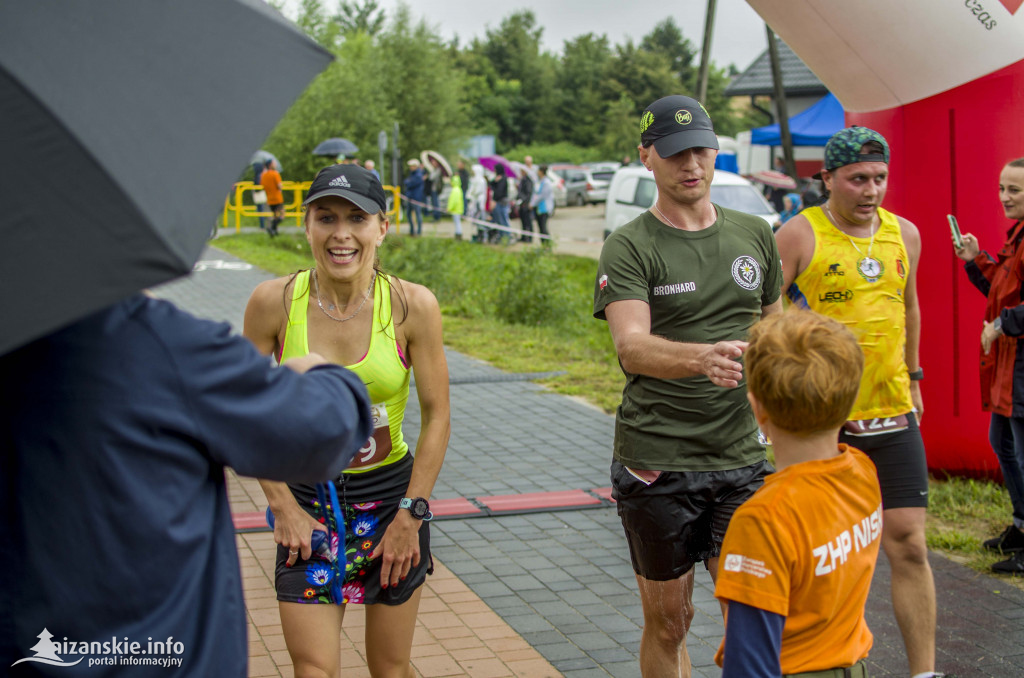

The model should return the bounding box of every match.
[347,403,392,469]
[843,414,909,436]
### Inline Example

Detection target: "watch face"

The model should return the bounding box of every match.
[409,497,429,519]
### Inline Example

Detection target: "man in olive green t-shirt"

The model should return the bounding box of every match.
[594,94,782,678]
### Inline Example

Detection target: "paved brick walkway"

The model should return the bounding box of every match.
[153,242,1024,677]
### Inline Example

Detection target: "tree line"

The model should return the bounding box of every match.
[263,0,760,183]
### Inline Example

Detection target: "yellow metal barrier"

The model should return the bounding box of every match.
[223,181,402,233]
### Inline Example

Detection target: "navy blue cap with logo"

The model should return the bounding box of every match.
[639,95,719,158]
[304,164,388,214]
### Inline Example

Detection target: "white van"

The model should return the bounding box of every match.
[604,165,780,238]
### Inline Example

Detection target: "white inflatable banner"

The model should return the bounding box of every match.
[746,0,1024,111]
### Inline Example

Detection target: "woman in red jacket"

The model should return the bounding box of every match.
[956,157,1024,574]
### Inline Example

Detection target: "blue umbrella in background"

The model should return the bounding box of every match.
[313,137,359,157]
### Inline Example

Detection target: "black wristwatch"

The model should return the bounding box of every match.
[399,497,433,521]
[908,368,924,382]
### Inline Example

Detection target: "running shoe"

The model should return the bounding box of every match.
[983,525,1024,553]
[992,550,1024,575]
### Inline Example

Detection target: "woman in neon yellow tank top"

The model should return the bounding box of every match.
[244,164,450,678]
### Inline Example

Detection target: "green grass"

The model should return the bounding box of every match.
[924,474,1019,580]
[215,232,627,414]
[214,232,1023,584]
[215,231,314,275]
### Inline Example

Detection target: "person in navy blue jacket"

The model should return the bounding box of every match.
[402,158,426,236]
[0,294,373,676]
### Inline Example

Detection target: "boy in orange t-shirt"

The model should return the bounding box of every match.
[715,311,882,677]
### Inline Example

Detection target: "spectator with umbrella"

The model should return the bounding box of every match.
[489,164,511,243]
[478,154,516,178]
[426,156,443,222]
[251,150,280,231]
[420,151,451,223]
[517,166,534,243]
[754,159,795,212]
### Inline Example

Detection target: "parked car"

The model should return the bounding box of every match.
[547,163,579,208]
[585,161,622,173]
[556,165,616,206]
[544,171,565,215]
[604,165,779,238]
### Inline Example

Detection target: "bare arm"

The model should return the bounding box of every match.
[604,299,748,388]
[243,277,287,358]
[243,277,324,564]
[761,298,783,318]
[373,282,451,587]
[774,214,816,296]
[900,217,924,421]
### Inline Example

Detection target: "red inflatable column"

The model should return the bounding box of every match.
[849,59,1024,477]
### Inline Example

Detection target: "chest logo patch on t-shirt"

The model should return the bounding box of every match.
[731,255,761,290]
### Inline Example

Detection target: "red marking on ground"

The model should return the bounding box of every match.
[431,497,484,517]
[999,0,1023,14]
[233,512,266,530]
[477,489,601,512]
[233,489,609,531]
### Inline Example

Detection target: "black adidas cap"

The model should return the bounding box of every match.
[639,95,719,158]
[304,164,387,214]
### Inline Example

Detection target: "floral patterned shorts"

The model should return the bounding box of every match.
[274,454,432,606]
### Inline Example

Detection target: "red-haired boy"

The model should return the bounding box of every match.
[715,311,882,677]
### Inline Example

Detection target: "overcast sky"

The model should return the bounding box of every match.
[279,0,769,72]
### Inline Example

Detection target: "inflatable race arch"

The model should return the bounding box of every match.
[747,0,1024,476]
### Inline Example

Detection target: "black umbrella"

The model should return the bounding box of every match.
[0,0,332,355]
[313,137,360,157]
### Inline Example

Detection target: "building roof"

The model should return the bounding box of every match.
[724,41,827,97]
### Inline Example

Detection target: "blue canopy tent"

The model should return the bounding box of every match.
[750,93,845,146]
[715,152,739,173]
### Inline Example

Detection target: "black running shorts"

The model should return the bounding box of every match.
[611,459,772,581]
[839,413,929,510]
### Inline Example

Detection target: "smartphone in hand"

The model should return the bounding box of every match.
[948,214,964,249]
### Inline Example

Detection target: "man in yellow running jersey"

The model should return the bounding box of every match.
[776,127,943,678]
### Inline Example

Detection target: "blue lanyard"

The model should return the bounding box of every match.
[315,481,346,604]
